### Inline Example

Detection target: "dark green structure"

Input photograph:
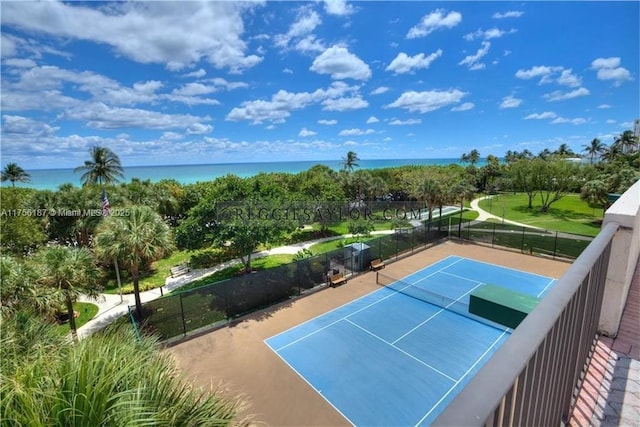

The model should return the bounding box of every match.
[469,284,541,329]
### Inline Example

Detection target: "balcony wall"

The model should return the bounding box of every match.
[599,178,640,337]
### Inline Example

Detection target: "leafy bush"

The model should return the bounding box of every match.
[189,248,229,269]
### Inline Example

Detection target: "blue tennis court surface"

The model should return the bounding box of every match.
[265,256,556,426]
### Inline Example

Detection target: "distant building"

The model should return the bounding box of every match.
[634,118,640,138]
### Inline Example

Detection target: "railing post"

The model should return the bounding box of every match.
[179,293,187,337]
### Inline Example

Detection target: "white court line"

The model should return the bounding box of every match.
[457,257,557,281]
[265,255,462,346]
[268,345,356,427]
[271,257,466,352]
[439,270,484,284]
[537,278,556,297]
[344,318,456,383]
[391,281,488,345]
[413,329,510,427]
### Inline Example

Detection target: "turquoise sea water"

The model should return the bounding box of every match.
[7,158,470,191]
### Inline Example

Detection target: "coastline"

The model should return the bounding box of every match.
[6,158,473,191]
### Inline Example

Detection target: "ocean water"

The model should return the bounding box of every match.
[7,158,468,191]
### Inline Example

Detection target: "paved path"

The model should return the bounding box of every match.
[470,195,541,229]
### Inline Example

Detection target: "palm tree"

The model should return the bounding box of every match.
[94,206,174,319]
[554,143,575,157]
[74,146,125,186]
[0,255,53,317]
[1,162,31,187]
[583,138,605,164]
[341,151,360,172]
[1,314,246,426]
[460,152,470,164]
[613,130,639,154]
[36,245,102,339]
[601,143,623,162]
[468,149,481,166]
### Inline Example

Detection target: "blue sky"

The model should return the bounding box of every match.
[1,1,638,169]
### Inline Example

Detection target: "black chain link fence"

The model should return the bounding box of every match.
[132,218,593,341]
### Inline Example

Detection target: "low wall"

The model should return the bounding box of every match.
[599,179,640,337]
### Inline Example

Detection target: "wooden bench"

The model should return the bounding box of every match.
[370,258,386,271]
[170,264,191,278]
[329,272,347,287]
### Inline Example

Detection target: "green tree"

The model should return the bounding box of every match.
[74,145,125,186]
[554,143,575,157]
[1,163,31,187]
[94,206,174,319]
[411,174,443,227]
[0,188,47,255]
[1,313,246,426]
[534,159,580,212]
[0,256,52,317]
[580,179,609,210]
[36,245,102,339]
[507,159,540,208]
[613,130,639,154]
[468,149,480,166]
[347,219,375,238]
[601,143,623,162]
[342,151,360,172]
[583,138,605,164]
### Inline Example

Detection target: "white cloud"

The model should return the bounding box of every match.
[389,118,422,125]
[591,57,632,86]
[524,112,557,120]
[339,128,375,136]
[318,119,337,125]
[550,117,586,125]
[598,104,612,109]
[386,49,443,74]
[310,45,372,80]
[591,57,621,69]
[3,58,37,68]
[366,116,379,124]
[299,127,317,137]
[283,68,294,74]
[606,119,616,124]
[275,9,321,49]
[160,131,183,141]
[515,65,561,80]
[464,28,516,41]
[294,35,326,54]
[451,102,474,111]
[187,123,213,134]
[544,87,590,101]
[499,96,522,109]
[2,114,59,137]
[226,82,358,124]
[386,89,467,113]
[459,41,490,70]
[1,1,263,72]
[370,86,389,95]
[557,69,582,87]
[324,0,355,16]
[322,96,369,111]
[183,68,206,78]
[65,102,211,130]
[493,11,524,19]
[407,9,462,39]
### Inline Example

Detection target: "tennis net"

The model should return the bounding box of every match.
[375,270,509,331]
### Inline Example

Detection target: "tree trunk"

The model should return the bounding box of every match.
[132,265,143,319]
[66,295,78,341]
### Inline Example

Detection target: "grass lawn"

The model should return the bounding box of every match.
[54,302,99,336]
[169,253,295,294]
[478,193,603,237]
[103,250,191,295]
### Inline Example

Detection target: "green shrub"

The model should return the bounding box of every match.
[189,248,228,269]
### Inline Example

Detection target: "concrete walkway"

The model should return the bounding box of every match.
[470,195,541,229]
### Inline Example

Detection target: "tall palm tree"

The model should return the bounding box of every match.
[0,256,53,317]
[613,130,639,154]
[341,151,360,172]
[1,162,31,187]
[583,138,605,164]
[94,206,174,318]
[36,245,102,339]
[555,143,574,157]
[74,146,125,186]
[468,149,480,166]
[601,143,623,162]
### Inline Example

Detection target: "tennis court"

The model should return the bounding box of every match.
[265,255,556,426]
